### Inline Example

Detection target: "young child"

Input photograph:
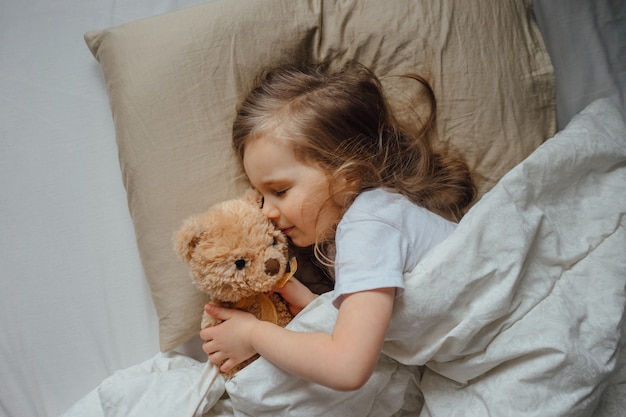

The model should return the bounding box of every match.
[200,61,475,391]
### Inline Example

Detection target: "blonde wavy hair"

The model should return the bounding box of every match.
[233,61,475,225]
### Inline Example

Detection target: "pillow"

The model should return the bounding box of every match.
[85,0,555,351]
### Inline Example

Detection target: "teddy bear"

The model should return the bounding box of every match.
[173,189,296,377]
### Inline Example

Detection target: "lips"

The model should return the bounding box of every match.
[280,226,294,235]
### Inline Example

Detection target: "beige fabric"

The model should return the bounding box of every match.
[85,0,555,351]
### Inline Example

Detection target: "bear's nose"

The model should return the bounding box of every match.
[264,258,280,276]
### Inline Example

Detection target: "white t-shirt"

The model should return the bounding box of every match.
[332,188,457,307]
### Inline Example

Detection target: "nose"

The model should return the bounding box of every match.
[262,199,280,220]
[264,258,280,276]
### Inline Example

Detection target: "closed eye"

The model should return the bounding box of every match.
[274,188,288,197]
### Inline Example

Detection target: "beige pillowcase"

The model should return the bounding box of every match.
[85,0,555,351]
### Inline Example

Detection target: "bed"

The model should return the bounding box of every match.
[1,1,624,416]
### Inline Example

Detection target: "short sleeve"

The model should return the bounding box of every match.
[332,219,407,307]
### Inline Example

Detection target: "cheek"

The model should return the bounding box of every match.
[307,198,341,239]
[297,199,315,220]
[297,193,324,224]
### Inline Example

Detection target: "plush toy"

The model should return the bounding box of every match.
[173,189,296,376]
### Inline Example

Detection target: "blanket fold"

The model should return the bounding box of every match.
[61,97,626,417]
[383,96,626,416]
[98,352,225,417]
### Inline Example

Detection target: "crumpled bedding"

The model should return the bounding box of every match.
[61,97,626,417]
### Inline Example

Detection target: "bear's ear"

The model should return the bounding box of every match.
[173,218,204,263]
[241,188,263,209]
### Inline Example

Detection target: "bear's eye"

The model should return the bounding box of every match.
[271,237,277,246]
[234,259,246,270]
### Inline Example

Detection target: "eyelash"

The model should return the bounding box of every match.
[259,188,288,206]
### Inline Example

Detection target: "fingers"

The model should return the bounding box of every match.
[204,303,229,319]
[199,306,235,357]
[199,305,258,373]
[218,358,238,373]
[206,349,226,365]
[202,338,222,362]
[203,342,236,373]
[199,323,214,343]
[201,333,214,357]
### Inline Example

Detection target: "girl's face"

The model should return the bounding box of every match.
[243,136,342,247]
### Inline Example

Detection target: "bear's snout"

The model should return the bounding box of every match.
[264,258,280,276]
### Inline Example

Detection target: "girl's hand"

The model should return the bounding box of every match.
[272,277,318,315]
[200,304,258,372]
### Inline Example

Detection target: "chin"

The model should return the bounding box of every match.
[288,236,313,248]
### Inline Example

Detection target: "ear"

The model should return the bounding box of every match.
[173,218,204,262]
[241,188,263,209]
[332,170,361,208]
[342,168,362,190]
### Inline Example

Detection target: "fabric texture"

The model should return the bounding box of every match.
[228,96,626,417]
[384,96,626,416]
[533,0,626,129]
[61,97,626,417]
[333,188,457,307]
[84,0,555,351]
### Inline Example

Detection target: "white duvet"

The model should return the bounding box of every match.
[62,97,626,417]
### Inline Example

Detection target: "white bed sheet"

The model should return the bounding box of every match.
[533,0,626,129]
[0,2,207,417]
[2,1,625,417]
[61,97,626,417]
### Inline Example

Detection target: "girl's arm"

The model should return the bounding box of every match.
[202,287,395,391]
